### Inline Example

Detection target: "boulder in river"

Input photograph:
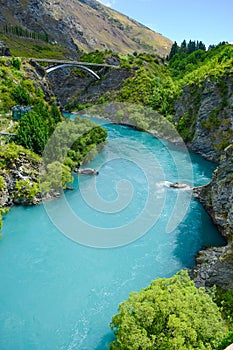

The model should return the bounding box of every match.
[74,168,99,175]
[169,182,192,189]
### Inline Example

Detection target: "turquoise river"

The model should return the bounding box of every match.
[0,118,226,349]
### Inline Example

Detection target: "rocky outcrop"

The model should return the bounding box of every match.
[0,41,11,56]
[48,65,132,106]
[74,167,99,175]
[191,144,233,290]
[174,74,233,163]
[0,149,42,207]
[169,182,192,189]
[195,144,233,239]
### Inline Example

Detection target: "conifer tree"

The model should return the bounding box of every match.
[168,41,179,60]
[180,39,187,53]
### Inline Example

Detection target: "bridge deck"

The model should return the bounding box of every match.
[0,132,16,136]
[30,58,119,69]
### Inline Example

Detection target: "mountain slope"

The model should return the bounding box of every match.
[0,0,172,57]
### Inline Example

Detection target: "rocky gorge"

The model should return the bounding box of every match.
[47,59,233,290]
[0,49,233,291]
[0,1,232,347]
[173,73,233,289]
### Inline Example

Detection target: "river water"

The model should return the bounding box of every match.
[0,119,226,349]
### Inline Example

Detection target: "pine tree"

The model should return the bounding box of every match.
[168,41,179,60]
[187,40,196,54]
[198,41,206,51]
[180,39,187,53]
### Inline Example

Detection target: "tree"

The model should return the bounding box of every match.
[180,40,187,53]
[187,40,196,54]
[11,84,31,105]
[197,41,206,51]
[40,161,73,192]
[168,41,179,60]
[15,110,49,155]
[110,270,226,350]
[11,57,21,70]
[15,101,63,155]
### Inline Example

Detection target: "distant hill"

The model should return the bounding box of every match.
[0,0,172,58]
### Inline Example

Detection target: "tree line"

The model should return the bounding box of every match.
[168,39,206,60]
[2,24,49,42]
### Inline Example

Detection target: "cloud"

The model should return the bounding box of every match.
[97,0,115,7]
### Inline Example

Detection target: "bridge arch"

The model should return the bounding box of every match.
[45,63,100,80]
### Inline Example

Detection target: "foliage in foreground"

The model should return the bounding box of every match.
[110,270,226,350]
[213,288,233,349]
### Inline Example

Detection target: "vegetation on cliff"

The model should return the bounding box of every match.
[169,42,233,84]
[61,44,233,161]
[63,43,233,126]
[0,56,107,229]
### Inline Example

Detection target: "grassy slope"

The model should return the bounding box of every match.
[0,32,71,59]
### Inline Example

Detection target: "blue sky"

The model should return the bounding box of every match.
[97,0,233,47]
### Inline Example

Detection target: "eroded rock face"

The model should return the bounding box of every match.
[174,74,233,163]
[197,144,233,239]
[0,41,11,56]
[191,144,233,290]
[48,66,132,106]
[0,152,42,207]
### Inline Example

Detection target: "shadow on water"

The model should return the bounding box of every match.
[173,198,227,269]
[95,331,115,350]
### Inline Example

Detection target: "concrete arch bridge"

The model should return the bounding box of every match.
[30,58,118,80]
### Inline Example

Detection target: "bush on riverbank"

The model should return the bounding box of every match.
[110,270,227,350]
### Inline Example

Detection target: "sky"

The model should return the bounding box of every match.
[97,0,233,47]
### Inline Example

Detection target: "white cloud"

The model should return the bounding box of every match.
[97,0,115,7]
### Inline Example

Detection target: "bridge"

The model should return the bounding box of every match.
[0,132,16,137]
[30,58,119,80]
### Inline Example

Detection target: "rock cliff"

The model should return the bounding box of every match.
[191,144,233,290]
[174,71,233,289]
[0,145,42,207]
[48,64,132,106]
[174,73,233,163]
[0,40,11,56]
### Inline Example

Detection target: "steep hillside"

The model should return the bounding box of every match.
[0,0,172,57]
[174,73,233,162]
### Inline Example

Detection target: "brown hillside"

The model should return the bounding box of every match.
[0,0,172,57]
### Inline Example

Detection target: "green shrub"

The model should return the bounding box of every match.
[110,270,226,350]
[11,84,31,105]
[0,175,6,191]
[11,57,21,70]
